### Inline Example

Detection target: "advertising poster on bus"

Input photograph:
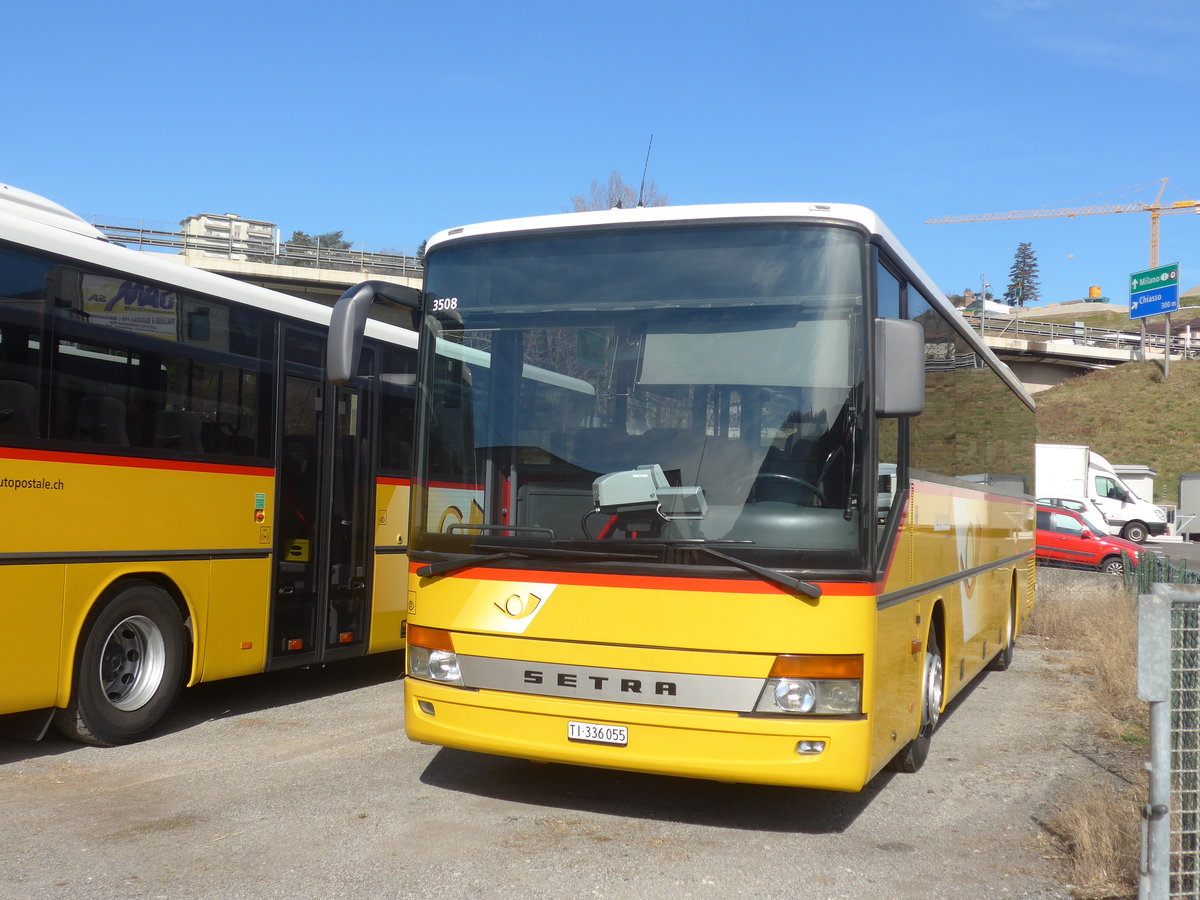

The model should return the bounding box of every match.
[82,274,178,339]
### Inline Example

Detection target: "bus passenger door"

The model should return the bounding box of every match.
[321,382,374,661]
[270,329,375,668]
[271,328,325,667]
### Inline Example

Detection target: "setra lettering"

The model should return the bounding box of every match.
[519,667,680,697]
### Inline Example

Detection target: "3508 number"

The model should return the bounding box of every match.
[432,297,459,312]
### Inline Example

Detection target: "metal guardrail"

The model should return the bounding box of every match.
[91,221,423,279]
[963,312,1167,352]
[963,312,1200,358]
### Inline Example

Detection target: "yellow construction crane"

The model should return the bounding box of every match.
[926,178,1200,267]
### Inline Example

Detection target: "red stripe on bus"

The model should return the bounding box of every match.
[0,446,272,478]
[377,476,412,487]
[409,561,879,596]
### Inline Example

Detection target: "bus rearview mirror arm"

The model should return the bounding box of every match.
[328,280,421,384]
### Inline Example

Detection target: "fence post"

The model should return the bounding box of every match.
[1139,588,1171,899]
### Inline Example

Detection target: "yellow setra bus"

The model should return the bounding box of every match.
[0,184,417,744]
[331,202,1036,791]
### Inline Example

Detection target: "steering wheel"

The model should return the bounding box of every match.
[738,472,825,506]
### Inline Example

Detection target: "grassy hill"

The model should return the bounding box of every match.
[1035,359,1200,503]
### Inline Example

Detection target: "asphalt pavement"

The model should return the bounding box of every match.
[0,643,1092,899]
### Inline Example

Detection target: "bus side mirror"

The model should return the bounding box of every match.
[328,281,421,384]
[875,318,924,417]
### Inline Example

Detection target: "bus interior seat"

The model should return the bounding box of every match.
[153,409,204,451]
[74,396,130,445]
[0,380,38,435]
[516,482,594,540]
[281,433,315,477]
[724,504,857,547]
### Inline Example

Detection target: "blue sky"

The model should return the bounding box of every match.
[4,0,1199,308]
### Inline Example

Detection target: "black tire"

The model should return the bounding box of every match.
[889,628,943,773]
[53,581,186,746]
[1121,521,1148,544]
[1100,556,1125,576]
[988,590,1016,672]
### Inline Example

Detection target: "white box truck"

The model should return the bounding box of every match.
[1035,443,1167,543]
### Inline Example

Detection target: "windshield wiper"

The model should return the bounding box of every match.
[416,552,526,578]
[415,543,820,598]
[416,545,658,579]
[473,543,658,561]
[601,538,821,598]
[694,545,822,599]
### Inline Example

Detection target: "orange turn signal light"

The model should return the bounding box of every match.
[769,654,863,679]
[407,624,455,652]
[286,638,305,651]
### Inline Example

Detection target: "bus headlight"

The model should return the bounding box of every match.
[754,655,863,715]
[772,679,817,713]
[407,625,465,686]
[409,646,464,685]
[756,678,861,715]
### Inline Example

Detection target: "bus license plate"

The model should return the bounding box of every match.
[567,721,628,746]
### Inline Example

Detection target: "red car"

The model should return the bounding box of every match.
[1036,505,1143,575]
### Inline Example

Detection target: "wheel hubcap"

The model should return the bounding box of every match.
[924,650,944,731]
[98,615,166,711]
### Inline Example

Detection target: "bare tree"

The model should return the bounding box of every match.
[570,171,668,211]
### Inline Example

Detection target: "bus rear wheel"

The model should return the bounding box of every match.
[988,588,1016,672]
[889,629,943,773]
[53,581,186,746]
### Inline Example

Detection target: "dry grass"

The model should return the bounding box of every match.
[1043,784,1143,897]
[1027,569,1147,898]
[1028,572,1145,741]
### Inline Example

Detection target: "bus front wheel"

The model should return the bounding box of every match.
[54,581,186,746]
[889,629,943,773]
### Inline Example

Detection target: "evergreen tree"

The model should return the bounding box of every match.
[1004,242,1040,306]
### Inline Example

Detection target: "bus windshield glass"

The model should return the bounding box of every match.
[415,222,868,571]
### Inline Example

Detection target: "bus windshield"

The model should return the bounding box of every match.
[414,223,868,571]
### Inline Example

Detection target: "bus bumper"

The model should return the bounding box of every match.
[405,679,875,792]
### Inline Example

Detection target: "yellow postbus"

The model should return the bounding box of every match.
[331,203,1036,791]
[0,184,417,744]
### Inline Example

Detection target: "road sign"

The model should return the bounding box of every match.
[1130,263,1180,319]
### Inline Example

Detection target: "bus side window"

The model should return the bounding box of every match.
[875,259,902,540]
[74,396,130,445]
[0,380,38,435]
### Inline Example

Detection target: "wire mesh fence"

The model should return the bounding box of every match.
[1172,592,1200,898]
[1140,583,1200,899]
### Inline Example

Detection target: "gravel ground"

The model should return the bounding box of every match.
[0,631,1120,899]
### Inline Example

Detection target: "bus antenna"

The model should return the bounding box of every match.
[637,134,654,208]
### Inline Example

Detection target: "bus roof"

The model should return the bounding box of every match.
[0,183,107,240]
[0,184,415,350]
[425,202,890,251]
